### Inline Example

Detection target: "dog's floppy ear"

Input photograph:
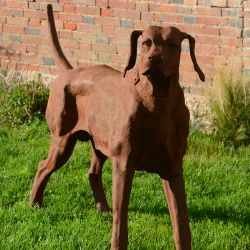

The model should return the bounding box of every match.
[123,30,142,78]
[182,33,205,82]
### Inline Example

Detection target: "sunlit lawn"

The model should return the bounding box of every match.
[0,122,249,249]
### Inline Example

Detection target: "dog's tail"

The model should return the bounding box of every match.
[47,4,73,70]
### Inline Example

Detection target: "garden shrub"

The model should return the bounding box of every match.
[208,66,250,147]
[0,72,49,127]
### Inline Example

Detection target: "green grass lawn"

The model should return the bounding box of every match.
[0,121,249,249]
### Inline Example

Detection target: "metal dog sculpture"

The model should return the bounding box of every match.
[30,4,205,250]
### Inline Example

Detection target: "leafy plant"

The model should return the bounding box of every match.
[208,66,250,147]
[0,73,49,127]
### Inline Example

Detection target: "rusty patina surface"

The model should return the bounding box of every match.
[30,4,205,250]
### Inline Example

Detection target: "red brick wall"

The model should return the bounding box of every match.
[0,0,249,85]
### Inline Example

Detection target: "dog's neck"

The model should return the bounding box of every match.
[132,69,180,112]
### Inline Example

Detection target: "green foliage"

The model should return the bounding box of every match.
[0,73,49,127]
[208,67,250,147]
[0,123,249,249]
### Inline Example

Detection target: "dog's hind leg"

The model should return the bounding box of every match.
[162,174,191,250]
[88,143,110,212]
[30,134,77,207]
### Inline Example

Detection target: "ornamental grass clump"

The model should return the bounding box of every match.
[208,67,250,147]
[0,72,49,127]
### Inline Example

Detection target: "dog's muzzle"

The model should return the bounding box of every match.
[142,54,164,76]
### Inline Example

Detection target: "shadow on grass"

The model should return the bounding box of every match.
[129,205,250,226]
[189,206,250,226]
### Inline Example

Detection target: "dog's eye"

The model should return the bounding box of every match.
[142,40,152,47]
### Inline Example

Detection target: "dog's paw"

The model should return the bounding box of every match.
[96,202,111,213]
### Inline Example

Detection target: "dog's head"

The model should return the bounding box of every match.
[124,26,205,82]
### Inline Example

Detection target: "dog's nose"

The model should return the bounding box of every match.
[148,54,163,64]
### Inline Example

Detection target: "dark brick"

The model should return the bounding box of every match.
[120,19,133,28]
[244,30,250,38]
[83,16,95,25]
[9,34,22,42]
[25,27,40,35]
[177,7,192,14]
[229,18,243,28]
[183,16,197,24]
[96,34,109,43]
[43,57,55,65]
[222,8,237,16]
[197,0,212,6]
[169,0,184,4]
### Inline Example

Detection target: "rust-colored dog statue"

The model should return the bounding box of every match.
[30,4,205,250]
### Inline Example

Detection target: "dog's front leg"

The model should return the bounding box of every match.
[111,158,135,250]
[162,174,191,250]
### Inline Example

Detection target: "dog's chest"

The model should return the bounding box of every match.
[108,100,170,156]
